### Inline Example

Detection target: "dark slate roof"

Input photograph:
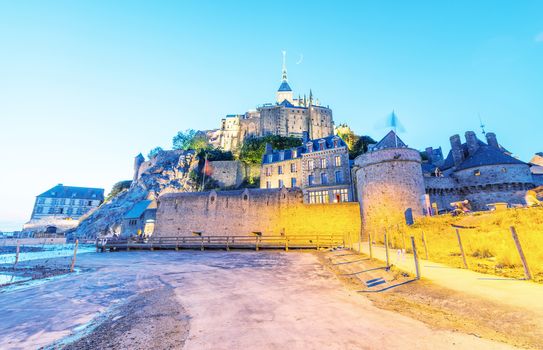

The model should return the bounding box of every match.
[123,200,154,219]
[279,99,295,107]
[262,135,346,164]
[278,81,292,92]
[441,140,521,171]
[455,145,526,171]
[371,130,407,150]
[421,162,438,174]
[38,184,104,200]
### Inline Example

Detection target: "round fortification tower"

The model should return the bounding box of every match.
[354,133,426,235]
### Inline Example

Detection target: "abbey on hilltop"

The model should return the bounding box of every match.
[209,52,335,151]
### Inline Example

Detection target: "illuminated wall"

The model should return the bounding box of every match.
[154,188,360,239]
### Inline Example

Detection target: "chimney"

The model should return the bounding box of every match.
[302,131,309,143]
[264,143,273,155]
[486,132,499,148]
[449,134,464,167]
[425,147,434,164]
[465,131,479,156]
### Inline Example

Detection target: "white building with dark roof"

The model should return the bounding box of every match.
[30,184,104,220]
[260,132,353,203]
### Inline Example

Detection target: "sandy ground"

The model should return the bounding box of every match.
[321,249,543,349]
[0,250,519,349]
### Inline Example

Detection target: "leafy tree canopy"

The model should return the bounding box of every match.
[106,180,132,201]
[335,123,376,159]
[172,129,210,151]
[147,147,163,159]
[239,135,302,165]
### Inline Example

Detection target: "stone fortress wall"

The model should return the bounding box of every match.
[354,147,426,235]
[153,188,360,239]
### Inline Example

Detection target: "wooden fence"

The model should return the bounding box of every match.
[97,234,346,252]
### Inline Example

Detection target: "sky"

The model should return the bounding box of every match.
[0,0,542,230]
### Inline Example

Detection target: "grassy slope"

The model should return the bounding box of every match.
[377,206,543,283]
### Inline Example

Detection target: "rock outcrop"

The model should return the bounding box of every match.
[73,150,200,239]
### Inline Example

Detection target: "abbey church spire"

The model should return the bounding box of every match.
[276,50,294,104]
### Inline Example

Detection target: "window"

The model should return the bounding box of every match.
[60,198,66,205]
[320,158,327,168]
[266,181,271,189]
[70,199,75,205]
[308,159,314,170]
[79,199,85,205]
[129,219,137,226]
[51,199,58,205]
[77,208,83,215]
[278,165,283,175]
[332,189,349,202]
[321,173,328,184]
[335,155,341,167]
[67,207,73,215]
[88,200,93,206]
[335,171,343,183]
[38,198,45,204]
[292,150,297,158]
[267,154,273,162]
[291,178,297,188]
[309,190,330,204]
[36,206,43,214]
[290,163,297,173]
[278,179,284,188]
[58,208,64,214]
[266,167,272,176]
[48,207,55,214]
[308,174,314,186]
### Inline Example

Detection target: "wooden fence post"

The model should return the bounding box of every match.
[421,231,429,260]
[384,230,390,268]
[398,224,406,252]
[201,236,204,251]
[410,236,420,279]
[285,236,289,252]
[255,236,259,251]
[14,241,20,268]
[368,232,373,259]
[70,240,79,272]
[226,236,230,251]
[455,229,469,269]
[510,226,532,280]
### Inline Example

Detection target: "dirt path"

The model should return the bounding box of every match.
[0,251,519,349]
[354,243,543,313]
[321,248,543,349]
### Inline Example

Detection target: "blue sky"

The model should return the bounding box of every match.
[1,0,542,230]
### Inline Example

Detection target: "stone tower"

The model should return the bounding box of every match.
[133,153,145,183]
[354,131,426,235]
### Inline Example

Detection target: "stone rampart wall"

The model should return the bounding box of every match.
[154,188,360,239]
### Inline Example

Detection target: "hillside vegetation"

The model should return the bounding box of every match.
[374,207,543,283]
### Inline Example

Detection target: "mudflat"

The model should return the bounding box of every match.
[0,251,518,349]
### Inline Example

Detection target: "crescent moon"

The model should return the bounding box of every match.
[296,54,304,65]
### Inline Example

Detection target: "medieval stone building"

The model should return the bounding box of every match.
[423,131,536,211]
[215,53,334,151]
[260,132,353,204]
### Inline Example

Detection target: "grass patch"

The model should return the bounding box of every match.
[372,206,543,283]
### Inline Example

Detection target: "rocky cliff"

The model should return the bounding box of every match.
[73,150,200,239]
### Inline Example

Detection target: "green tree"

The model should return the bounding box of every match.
[239,135,302,165]
[106,180,132,201]
[147,147,163,159]
[349,135,376,159]
[173,129,210,151]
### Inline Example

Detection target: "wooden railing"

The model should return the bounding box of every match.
[97,234,345,252]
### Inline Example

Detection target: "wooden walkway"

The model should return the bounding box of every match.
[97,235,346,252]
